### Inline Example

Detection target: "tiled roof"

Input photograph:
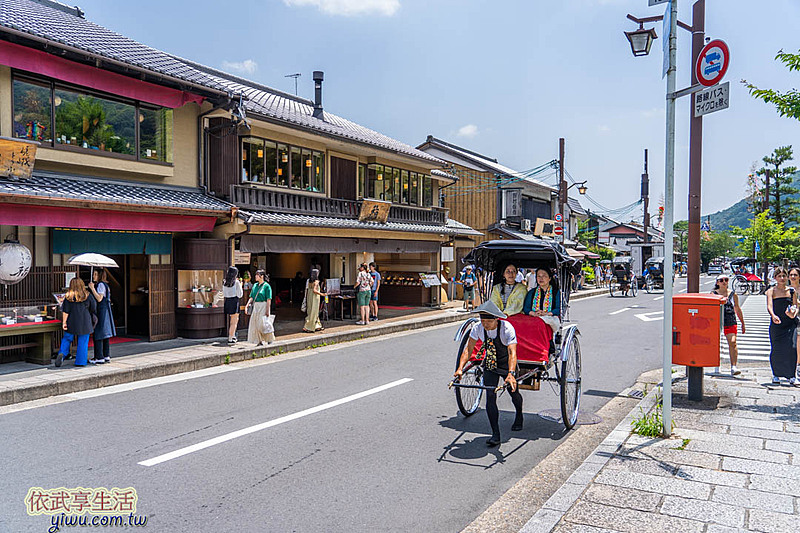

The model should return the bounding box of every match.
[242,210,482,237]
[567,197,587,216]
[1,0,442,165]
[0,171,233,213]
[431,169,458,182]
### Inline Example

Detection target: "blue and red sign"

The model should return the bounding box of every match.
[696,39,730,87]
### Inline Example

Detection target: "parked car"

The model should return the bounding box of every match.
[707,262,723,275]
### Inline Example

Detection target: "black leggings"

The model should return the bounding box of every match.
[483,370,523,437]
[93,337,110,360]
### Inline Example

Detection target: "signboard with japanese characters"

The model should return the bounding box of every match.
[0,137,38,180]
[503,189,522,219]
[358,199,391,224]
[534,218,557,237]
[694,82,729,118]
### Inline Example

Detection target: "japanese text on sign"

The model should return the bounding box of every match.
[0,137,38,180]
[694,82,729,118]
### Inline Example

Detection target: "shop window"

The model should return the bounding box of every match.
[392,168,401,204]
[12,79,52,143]
[302,148,313,191]
[358,164,366,199]
[54,87,136,156]
[242,137,265,183]
[139,107,173,163]
[312,151,325,193]
[278,144,290,187]
[410,172,419,206]
[373,165,386,200]
[264,141,278,185]
[291,146,302,189]
[401,169,409,204]
[422,175,433,207]
[367,164,377,198]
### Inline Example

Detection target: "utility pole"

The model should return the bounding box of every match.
[642,149,650,243]
[558,137,566,236]
[686,0,705,295]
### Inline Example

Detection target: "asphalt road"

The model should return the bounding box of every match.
[0,276,715,533]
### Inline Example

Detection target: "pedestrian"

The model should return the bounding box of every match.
[303,269,326,333]
[354,263,372,325]
[711,274,745,376]
[454,300,522,447]
[766,267,798,385]
[525,267,537,291]
[461,265,477,311]
[245,269,275,346]
[789,267,800,379]
[369,262,381,321]
[55,277,97,367]
[594,264,602,288]
[88,269,116,364]
[223,266,244,345]
[489,263,526,316]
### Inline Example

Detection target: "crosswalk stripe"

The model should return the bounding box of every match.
[719,294,778,363]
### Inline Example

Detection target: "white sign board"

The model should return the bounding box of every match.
[694,81,730,117]
[503,189,522,218]
[441,246,454,263]
[649,0,669,5]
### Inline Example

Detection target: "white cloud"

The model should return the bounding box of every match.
[222,59,258,75]
[456,124,479,138]
[283,0,400,16]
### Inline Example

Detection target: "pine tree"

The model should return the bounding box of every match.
[756,146,798,225]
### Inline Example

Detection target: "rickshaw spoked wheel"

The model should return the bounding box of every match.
[560,335,582,430]
[455,333,484,417]
[630,279,638,297]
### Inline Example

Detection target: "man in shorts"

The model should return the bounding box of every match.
[461,265,477,311]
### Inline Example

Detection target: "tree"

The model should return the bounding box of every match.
[756,146,798,225]
[699,231,737,270]
[745,49,800,121]
[745,161,765,214]
[673,220,689,260]
[734,212,785,264]
[576,218,595,247]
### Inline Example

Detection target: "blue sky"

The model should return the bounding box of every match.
[74,0,800,221]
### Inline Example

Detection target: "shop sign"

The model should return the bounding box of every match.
[441,246,454,262]
[504,189,522,218]
[0,137,38,180]
[359,199,391,224]
[534,218,557,237]
[233,251,251,264]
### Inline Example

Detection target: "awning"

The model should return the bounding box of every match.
[0,203,217,232]
[566,249,585,259]
[583,251,601,259]
[53,229,172,255]
[241,235,440,254]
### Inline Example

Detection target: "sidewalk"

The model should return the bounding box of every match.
[520,366,800,533]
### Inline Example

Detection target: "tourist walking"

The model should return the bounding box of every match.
[766,267,798,385]
[369,262,381,321]
[223,266,244,345]
[303,269,326,333]
[88,269,116,364]
[461,265,477,311]
[711,274,745,376]
[245,270,275,346]
[789,267,800,379]
[55,278,97,367]
[354,263,372,325]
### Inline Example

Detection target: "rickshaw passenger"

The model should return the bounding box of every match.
[454,301,523,447]
[522,268,561,321]
[490,263,527,316]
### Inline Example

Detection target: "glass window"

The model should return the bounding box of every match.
[384,165,394,203]
[367,164,377,198]
[278,144,290,186]
[399,170,408,204]
[312,151,325,192]
[264,141,277,185]
[423,175,433,207]
[241,137,263,183]
[34,226,49,267]
[301,148,313,190]
[410,172,419,206]
[13,79,52,144]
[291,146,302,189]
[401,169,409,204]
[54,88,135,156]
[375,165,386,200]
[358,164,366,199]
[391,168,400,203]
[139,107,173,162]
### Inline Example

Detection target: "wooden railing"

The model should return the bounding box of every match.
[231,185,447,226]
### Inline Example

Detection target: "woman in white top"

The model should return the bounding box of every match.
[223,266,244,344]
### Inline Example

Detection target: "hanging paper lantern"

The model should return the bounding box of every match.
[0,239,32,285]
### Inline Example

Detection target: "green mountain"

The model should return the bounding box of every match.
[704,171,800,231]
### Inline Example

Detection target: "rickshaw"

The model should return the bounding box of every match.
[729,257,766,295]
[449,240,583,430]
[609,256,637,297]
[643,256,672,293]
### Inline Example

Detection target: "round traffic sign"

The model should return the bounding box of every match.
[554,226,563,236]
[554,213,563,222]
[695,39,730,87]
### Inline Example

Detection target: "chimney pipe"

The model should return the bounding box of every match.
[313,71,324,119]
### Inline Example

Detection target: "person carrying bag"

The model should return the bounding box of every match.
[245,270,275,346]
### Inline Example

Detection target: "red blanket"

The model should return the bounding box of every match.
[471,314,552,364]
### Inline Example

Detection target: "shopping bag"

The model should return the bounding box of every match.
[260,314,275,335]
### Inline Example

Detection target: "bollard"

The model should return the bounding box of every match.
[687,366,704,401]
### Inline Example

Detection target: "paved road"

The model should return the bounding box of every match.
[0,277,714,533]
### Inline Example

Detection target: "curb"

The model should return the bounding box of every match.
[0,311,464,407]
[518,384,664,533]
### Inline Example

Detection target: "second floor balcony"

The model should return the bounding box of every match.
[230,185,448,226]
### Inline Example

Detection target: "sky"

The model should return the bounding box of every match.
[70,0,800,221]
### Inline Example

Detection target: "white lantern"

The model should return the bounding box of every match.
[0,240,32,285]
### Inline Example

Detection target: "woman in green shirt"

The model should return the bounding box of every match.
[245,270,274,345]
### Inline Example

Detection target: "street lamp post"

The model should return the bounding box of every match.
[556,138,588,242]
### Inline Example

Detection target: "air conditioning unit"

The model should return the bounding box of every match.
[522,219,532,232]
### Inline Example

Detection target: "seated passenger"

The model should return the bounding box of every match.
[522,268,561,333]
[490,263,527,317]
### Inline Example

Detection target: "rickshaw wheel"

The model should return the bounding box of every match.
[609,282,616,297]
[455,333,483,417]
[560,335,582,430]
[646,277,654,293]
[733,276,748,295]
[630,279,638,297]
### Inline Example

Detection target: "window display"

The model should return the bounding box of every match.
[0,304,58,327]
[177,269,224,308]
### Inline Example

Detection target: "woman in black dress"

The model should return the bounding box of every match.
[766,267,798,385]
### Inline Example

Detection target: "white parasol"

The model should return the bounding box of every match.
[67,253,119,277]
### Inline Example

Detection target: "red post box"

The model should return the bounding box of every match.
[672,294,725,367]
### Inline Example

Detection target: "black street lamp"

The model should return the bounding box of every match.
[624,24,658,57]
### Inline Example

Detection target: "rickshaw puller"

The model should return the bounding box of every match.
[455,301,523,447]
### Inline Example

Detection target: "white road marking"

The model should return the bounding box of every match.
[609,307,633,315]
[635,311,664,322]
[653,296,664,301]
[139,377,414,467]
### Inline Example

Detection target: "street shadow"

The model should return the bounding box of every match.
[437,410,565,469]
[730,400,800,422]
[672,394,721,411]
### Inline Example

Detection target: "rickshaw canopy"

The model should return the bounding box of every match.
[463,239,581,275]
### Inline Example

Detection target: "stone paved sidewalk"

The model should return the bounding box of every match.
[520,367,800,533]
